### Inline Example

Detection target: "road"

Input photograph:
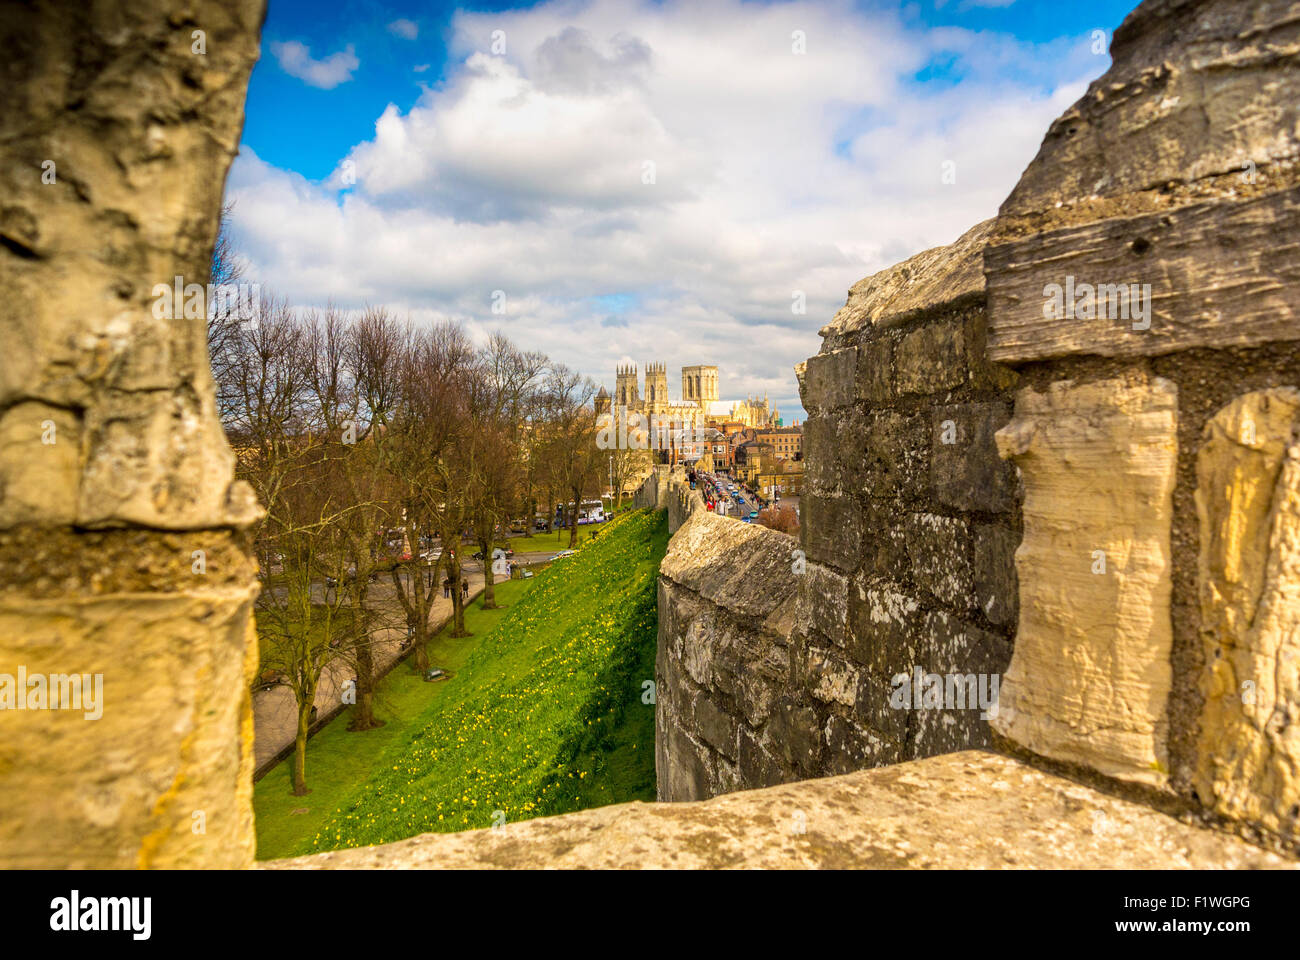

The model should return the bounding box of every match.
[252,546,565,774]
[695,471,763,521]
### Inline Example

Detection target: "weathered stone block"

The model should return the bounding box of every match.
[802,347,858,412]
[822,715,899,775]
[963,313,1020,394]
[855,497,905,578]
[661,724,714,802]
[845,578,926,678]
[661,510,800,619]
[272,751,1295,870]
[905,512,974,609]
[894,321,967,395]
[801,413,840,493]
[855,665,909,743]
[795,562,849,647]
[921,610,1011,678]
[820,219,991,338]
[0,588,258,868]
[0,402,80,526]
[862,410,928,500]
[1194,388,1300,845]
[987,188,1300,362]
[806,649,859,709]
[991,376,1178,788]
[801,493,862,572]
[997,0,1300,226]
[737,728,791,790]
[972,523,1019,628]
[694,695,737,761]
[0,0,266,869]
[930,402,1015,513]
[766,699,822,777]
[855,336,893,404]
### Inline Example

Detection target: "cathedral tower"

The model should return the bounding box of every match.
[682,365,718,404]
[644,362,668,407]
[615,363,639,408]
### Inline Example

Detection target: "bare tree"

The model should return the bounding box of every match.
[467,333,548,608]
[383,321,474,660]
[757,502,800,536]
[538,364,603,550]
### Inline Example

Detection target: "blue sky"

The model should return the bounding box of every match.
[228,0,1142,422]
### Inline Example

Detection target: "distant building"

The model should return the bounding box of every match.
[604,363,781,431]
[754,424,803,461]
[735,440,774,472]
[757,459,804,500]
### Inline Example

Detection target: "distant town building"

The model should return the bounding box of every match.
[754,424,803,461]
[757,459,804,500]
[603,363,782,431]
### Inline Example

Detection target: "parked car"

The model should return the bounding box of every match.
[472,547,514,561]
[553,549,577,560]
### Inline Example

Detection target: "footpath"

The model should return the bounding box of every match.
[253,564,493,776]
[252,547,565,777]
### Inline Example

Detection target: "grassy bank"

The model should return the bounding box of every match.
[253,580,528,860]
[298,507,669,855]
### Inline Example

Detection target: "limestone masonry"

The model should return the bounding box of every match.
[651,0,1300,860]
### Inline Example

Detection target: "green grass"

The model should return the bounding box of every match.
[506,526,601,550]
[253,580,530,860]
[297,507,669,855]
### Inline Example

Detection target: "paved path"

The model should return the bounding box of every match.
[252,550,562,774]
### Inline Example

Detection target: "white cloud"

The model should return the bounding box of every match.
[270,40,360,89]
[231,0,1105,419]
[388,18,419,40]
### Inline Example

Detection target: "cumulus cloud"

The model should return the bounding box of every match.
[271,40,360,89]
[230,0,1104,418]
[388,18,419,40]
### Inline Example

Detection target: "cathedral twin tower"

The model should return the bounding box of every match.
[613,363,718,411]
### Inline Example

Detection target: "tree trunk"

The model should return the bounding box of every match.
[568,495,579,549]
[413,565,431,671]
[479,536,497,609]
[291,686,315,795]
[393,564,431,673]
[448,552,468,637]
[346,581,382,731]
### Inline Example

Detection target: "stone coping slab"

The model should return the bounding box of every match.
[265,750,1292,869]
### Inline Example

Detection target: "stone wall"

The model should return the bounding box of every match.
[655,0,1300,858]
[632,465,704,532]
[0,0,266,867]
[981,0,1300,852]
[655,221,1026,801]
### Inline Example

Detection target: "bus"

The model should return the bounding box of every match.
[556,500,606,526]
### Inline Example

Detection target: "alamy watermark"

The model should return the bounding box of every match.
[0,667,103,720]
[596,410,710,451]
[1043,275,1151,330]
[151,276,260,322]
[50,891,150,940]
[890,666,1000,720]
